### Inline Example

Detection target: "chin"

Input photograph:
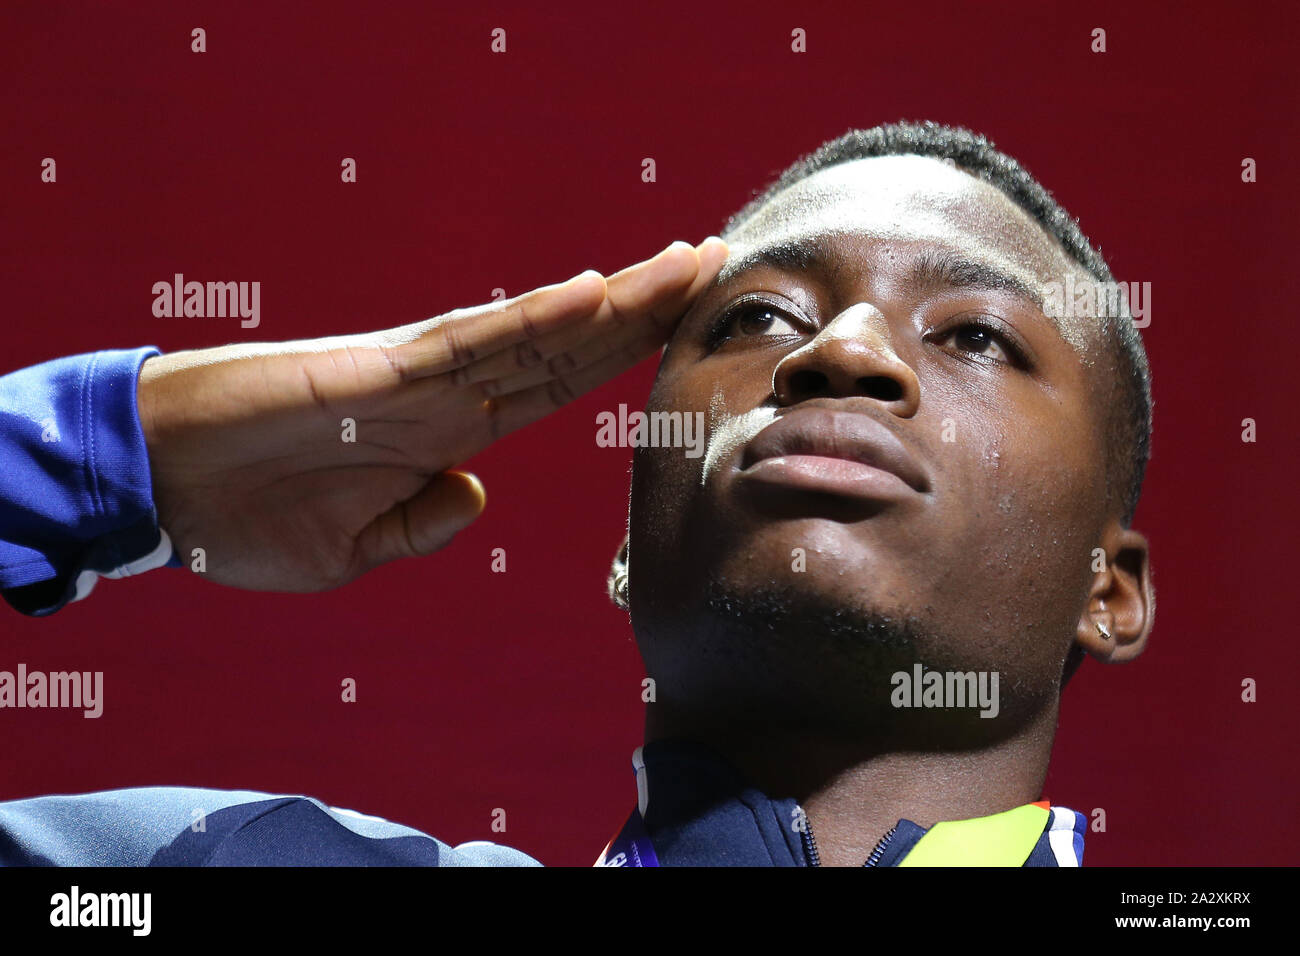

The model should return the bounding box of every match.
[704,522,911,591]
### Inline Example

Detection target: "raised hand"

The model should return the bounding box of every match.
[137,237,728,591]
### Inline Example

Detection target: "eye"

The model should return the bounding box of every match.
[931,319,1022,365]
[707,296,805,349]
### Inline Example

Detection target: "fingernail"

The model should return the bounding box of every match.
[447,470,487,511]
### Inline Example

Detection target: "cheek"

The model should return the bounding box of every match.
[927,370,1106,545]
[634,355,775,510]
[972,445,1101,583]
[985,387,1109,552]
[630,367,721,547]
[927,409,1107,660]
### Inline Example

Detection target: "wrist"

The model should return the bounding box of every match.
[136,354,162,454]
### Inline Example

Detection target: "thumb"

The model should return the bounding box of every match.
[354,470,486,572]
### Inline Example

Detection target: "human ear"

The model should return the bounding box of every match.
[1074,522,1154,664]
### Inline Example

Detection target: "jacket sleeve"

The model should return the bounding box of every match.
[0,352,541,867]
[0,348,176,616]
[0,787,542,866]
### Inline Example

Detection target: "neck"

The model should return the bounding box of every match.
[644,700,1059,867]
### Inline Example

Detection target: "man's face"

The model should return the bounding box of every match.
[627,155,1117,731]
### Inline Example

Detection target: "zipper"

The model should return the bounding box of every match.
[863,824,898,867]
[799,808,897,868]
[799,809,821,866]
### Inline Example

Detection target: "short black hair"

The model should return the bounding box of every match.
[722,120,1153,527]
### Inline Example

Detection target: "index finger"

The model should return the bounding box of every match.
[449,237,728,389]
[375,268,609,382]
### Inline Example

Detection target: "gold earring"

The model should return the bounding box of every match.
[1095,620,1112,641]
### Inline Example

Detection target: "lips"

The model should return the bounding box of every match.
[738,407,930,502]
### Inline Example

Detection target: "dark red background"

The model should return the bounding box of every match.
[2,1,1296,865]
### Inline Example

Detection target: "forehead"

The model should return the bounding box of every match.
[721,155,1087,332]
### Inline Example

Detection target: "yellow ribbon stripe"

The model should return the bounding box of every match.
[897,803,1050,867]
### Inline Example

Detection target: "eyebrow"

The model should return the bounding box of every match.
[907,248,1044,312]
[716,237,833,285]
[716,238,1046,313]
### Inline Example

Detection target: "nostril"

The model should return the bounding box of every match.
[858,375,903,402]
[787,368,827,396]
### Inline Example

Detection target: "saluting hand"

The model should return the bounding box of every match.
[136,237,728,591]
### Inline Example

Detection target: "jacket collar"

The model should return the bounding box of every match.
[598,738,1085,867]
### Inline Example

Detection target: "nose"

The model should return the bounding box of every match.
[772,302,920,415]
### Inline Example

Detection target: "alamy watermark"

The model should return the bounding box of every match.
[890,663,999,718]
[0,664,103,718]
[50,886,150,936]
[152,273,260,328]
[1043,275,1151,328]
[596,403,705,458]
